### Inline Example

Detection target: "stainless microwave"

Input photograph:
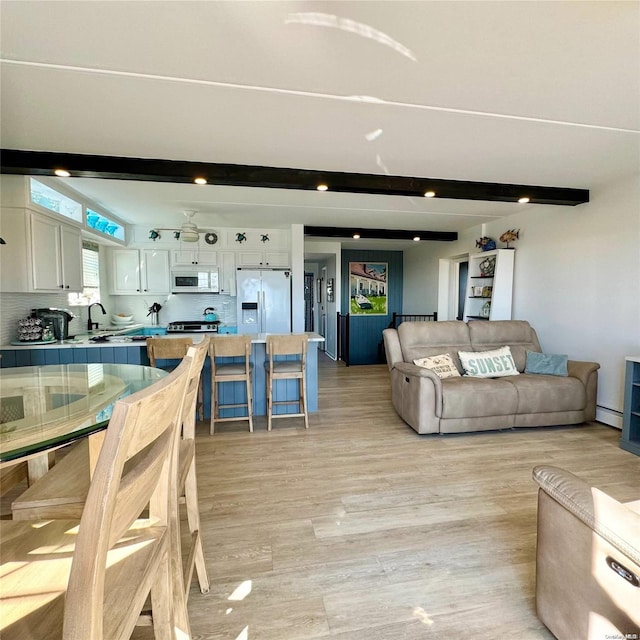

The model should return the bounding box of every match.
[171,270,219,293]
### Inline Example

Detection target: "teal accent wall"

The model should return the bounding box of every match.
[342,250,403,365]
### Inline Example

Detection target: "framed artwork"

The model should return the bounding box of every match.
[327,278,335,303]
[349,262,387,315]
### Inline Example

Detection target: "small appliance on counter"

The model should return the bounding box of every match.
[203,307,218,321]
[166,320,221,333]
[31,308,75,341]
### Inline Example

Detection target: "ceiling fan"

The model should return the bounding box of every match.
[149,210,218,244]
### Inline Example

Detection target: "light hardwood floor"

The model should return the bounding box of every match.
[178,354,640,640]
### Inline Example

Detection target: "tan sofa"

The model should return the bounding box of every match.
[533,466,640,639]
[382,320,599,434]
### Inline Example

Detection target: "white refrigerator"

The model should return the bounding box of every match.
[236,269,292,334]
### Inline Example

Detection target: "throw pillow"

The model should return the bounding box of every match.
[458,346,519,378]
[413,353,461,379]
[525,351,568,376]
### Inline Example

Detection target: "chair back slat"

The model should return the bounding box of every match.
[266,334,309,357]
[211,334,252,358]
[181,335,210,439]
[62,355,191,639]
[147,337,193,365]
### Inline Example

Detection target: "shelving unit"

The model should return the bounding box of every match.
[621,356,640,456]
[463,249,515,322]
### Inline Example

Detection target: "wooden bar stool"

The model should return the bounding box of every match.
[210,335,253,434]
[147,336,204,421]
[265,334,309,431]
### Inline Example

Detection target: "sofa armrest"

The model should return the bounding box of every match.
[533,465,640,566]
[382,328,403,371]
[567,360,600,385]
[394,361,443,386]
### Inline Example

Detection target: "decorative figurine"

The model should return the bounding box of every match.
[476,236,496,251]
[149,229,161,241]
[499,229,520,248]
[236,232,247,243]
[260,234,270,243]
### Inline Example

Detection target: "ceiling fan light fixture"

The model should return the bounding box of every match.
[179,227,199,242]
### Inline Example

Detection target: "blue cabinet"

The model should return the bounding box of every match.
[621,357,640,456]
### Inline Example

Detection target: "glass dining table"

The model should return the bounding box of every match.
[0,363,168,481]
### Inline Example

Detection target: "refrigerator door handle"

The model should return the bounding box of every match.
[261,290,266,333]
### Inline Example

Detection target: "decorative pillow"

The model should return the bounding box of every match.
[458,346,519,378]
[525,351,568,376]
[413,353,461,379]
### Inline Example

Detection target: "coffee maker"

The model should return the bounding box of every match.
[32,308,76,341]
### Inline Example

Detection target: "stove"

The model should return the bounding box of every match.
[166,320,220,333]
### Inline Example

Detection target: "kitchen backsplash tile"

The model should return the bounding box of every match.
[0,292,238,345]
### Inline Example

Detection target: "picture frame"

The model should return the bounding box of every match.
[473,286,484,297]
[349,262,388,315]
[327,278,335,303]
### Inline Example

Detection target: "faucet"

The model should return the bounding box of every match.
[87,302,107,331]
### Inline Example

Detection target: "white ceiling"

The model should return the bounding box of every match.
[1,1,639,249]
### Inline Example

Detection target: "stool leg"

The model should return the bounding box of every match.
[210,378,217,435]
[267,372,273,431]
[246,375,254,433]
[301,373,309,429]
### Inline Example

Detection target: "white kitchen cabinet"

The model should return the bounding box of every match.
[219,251,236,295]
[30,213,83,292]
[0,207,30,292]
[171,248,217,267]
[110,248,170,295]
[237,250,290,268]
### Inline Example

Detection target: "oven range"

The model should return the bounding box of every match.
[166,320,220,333]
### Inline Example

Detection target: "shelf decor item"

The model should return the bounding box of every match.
[479,255,496,277]
[476,236,496,251]
[500,228,520,249]
[480,301,491,318]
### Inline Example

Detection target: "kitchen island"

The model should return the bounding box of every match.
[0,332,325,420]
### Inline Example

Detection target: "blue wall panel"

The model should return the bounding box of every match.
[342,249,403,365]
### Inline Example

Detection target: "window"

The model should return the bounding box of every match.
[30,178,82,222]
[68,241,101,305]
[86,208,125,241]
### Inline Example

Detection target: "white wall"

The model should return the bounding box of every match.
[404,174,640,426]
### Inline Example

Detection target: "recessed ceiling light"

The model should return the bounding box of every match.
[413,236,421,241]
[353,233,360,239]
[194,177,207,185]
[518,196,531,203]
[317,184,329,191]
[54,169,70,177]
[424,191,436,198]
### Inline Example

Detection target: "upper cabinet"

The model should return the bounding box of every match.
[171,248,217,267]
[110,249,170,295]
[237,250,290,268]
[30,213,83,292]
[463,249,515,322]
[0,208,83,293]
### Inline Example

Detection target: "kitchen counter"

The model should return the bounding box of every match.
[0,332,325,418]
[1,331,324,349]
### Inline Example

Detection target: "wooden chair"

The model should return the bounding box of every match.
[147,336,204,421]
[0,354,192,639]
[210,335,254,434]
[11,337,212,598]
[265,334,309,431]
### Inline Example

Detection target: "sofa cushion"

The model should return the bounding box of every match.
[440,377,518,418]
[458,346,519,378]
[507,374,586,413]
[525,351,568,376]
[399,321,471,373]
[413,353,461,379]
[468,320,542,371]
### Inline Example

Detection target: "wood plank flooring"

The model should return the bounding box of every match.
[175,355,640,639]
